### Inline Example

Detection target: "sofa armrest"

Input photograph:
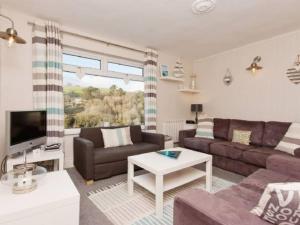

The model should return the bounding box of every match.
[142,132,164,149]
[266,154,300,179]
[294,148,300,157]
[73,137,95,180]
[174,189,269,225]
[178,129,196,147]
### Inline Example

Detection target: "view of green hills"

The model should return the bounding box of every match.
[64,85,144,128]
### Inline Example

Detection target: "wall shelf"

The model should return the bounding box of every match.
[159,76,184,82]
[178,89,200,94]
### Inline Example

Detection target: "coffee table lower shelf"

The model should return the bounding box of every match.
[132,167,206,194]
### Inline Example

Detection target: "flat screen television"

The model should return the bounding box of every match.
[6,110,47,155]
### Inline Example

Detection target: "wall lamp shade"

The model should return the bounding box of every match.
[246,56,262,74]
[0,14,26,47]
[191,104,203,112]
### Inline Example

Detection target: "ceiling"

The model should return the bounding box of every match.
[2,0,300,59]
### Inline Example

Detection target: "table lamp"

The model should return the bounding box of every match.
[191,104,203,124]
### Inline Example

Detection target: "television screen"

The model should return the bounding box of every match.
[10,111,47,146]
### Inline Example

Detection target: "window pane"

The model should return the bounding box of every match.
[63,72,144,129]
[63,53,101,69]
[108,62,143,76]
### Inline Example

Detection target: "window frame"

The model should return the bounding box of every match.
[62,48,145,134]
[62,48,144,82]
[63,53,101,70]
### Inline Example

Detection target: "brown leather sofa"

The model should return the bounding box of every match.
[179,118,300,176]
[74,125,164,181]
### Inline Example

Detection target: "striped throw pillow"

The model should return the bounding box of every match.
[195,118,214,139]
[101,127,133,148]
[232,130,251,145]
[251,182,300,225]
[275,123,300,155]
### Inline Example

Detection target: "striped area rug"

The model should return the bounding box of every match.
[88,176,235,225]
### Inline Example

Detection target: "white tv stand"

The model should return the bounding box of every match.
[6,149,64,172]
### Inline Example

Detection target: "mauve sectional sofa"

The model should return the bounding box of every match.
[174,154,300,225]
[179,118,300,176]
[175,118,300,225]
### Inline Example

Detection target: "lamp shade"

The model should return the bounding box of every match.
[191,104,203,112]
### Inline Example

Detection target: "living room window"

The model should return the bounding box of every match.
[62,51,144,129]
[108,62,143,76]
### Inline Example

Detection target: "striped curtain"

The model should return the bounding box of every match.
[144,48,158,132]
[32,21,64,144]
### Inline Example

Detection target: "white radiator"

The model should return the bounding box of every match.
[162,120,185,143]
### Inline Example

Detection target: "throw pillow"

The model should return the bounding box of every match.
[251,182,300,225]
[101,127,133,148]
[232,130,251,145]
[195,118,214,139]
[275,123,300,155]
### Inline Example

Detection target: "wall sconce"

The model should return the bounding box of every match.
[0,14,26,47]
[223,68,233,86]
[246,56,263,74]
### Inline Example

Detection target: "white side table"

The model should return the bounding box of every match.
[0,171,80,225]
[6,150,64,172]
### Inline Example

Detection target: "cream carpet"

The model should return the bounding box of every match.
[88,175,236,225]
[67,166,244,225]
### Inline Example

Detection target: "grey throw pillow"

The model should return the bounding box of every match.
[251,182,300,225]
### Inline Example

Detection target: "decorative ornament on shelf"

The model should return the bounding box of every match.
[223,68,233,86]
[160,64,169,77]
[190,74,197,89]
[173,59,185,78]
[286,55,300,84]
[246,56,263,74]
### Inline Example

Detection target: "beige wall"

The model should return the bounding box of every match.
[0,8,195,167]
[193,30,300,122]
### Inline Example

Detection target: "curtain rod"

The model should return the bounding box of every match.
[27,21,146,54]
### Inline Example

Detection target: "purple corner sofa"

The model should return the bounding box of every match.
[174,118,300,225]
[174,155,300,225]
[179,118,300,176]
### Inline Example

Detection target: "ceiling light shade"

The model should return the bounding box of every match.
[246,56,263,74]
[0,14,26,47]
[192,0,216,14]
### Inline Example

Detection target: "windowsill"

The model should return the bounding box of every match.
[64,124,146,136]
[64,128,81,136]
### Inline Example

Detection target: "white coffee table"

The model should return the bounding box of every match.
[127,147,212,217]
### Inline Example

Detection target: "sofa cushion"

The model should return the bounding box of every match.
[183,137,222,153]
[262,121,291,147]
[275,122,300,155]
[242,147,289,167]
[130,125,143,143]
[239,169,296,193]
[215,185,262,211]
[94,142,160,164]
[101,127,133,148]
[213,118,230,140]
[251,182,300,225]
[228,119,265,146]
[232,130,251,145]
[80,125,142,148]
[195,118,214,139]
[210,141,252,160]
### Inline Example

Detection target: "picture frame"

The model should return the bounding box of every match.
[160,64,169,77]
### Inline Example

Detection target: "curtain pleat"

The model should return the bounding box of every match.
[32,21,64,144]
[144,48,158,132]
